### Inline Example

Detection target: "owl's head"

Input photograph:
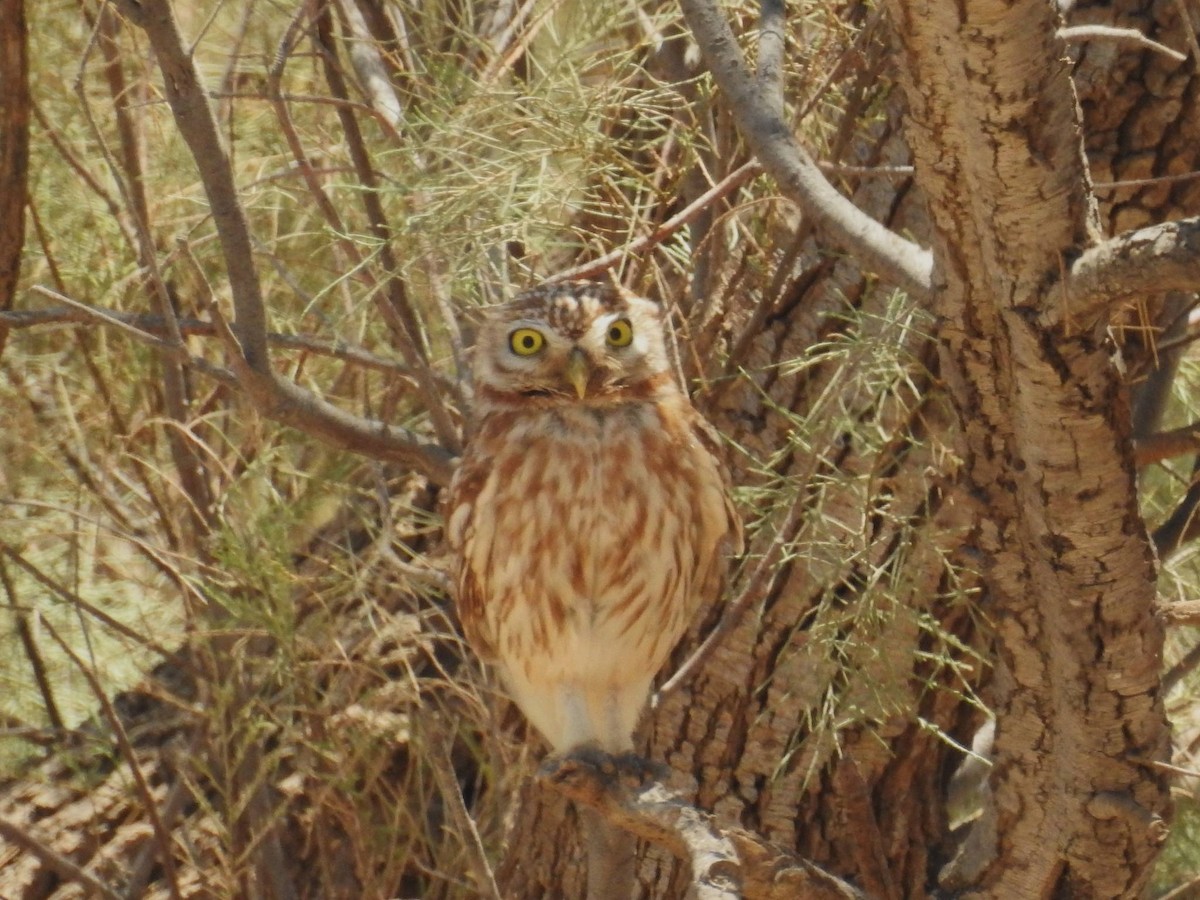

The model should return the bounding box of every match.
[471,282,673,407]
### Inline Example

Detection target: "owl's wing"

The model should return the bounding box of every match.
[445,453,498,663]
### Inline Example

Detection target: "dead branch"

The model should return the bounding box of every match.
[1061,217,1200,331]
[110,0,456,485]
[541,757,866,900]
[678,0,933,298]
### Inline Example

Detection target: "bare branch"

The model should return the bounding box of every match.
[5,296,441,383]
[1059,25,1188,63]
[0,557,64,732]
[541,757,866,900]
[1061,217,1200,330]
[109,0,456,485]
[678,0,933,297]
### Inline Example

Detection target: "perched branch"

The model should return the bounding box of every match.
[541,757,866,900]
[1060,217,1200,331]
[678,0,933,297]
[110,0,456,485]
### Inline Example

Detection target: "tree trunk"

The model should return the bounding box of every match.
[885,0,1170,894]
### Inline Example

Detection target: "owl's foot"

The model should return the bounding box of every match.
[539,744,666,791]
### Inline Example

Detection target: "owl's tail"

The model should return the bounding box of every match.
[580,805,636,900]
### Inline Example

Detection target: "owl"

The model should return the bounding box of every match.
[446,281,742,757]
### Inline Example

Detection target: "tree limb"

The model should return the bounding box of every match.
[110,0,455,485]
[541,757,866,900]
[678,0,933,298]
[1060,217,1200,331]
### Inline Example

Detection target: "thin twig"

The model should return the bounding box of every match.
[27,285,182,350]
[3,299,435,384]
[547,162,763,285]
[0,556,64,731]
[0,542,176,659]
[311,5,460,452]
[428,731,504,900]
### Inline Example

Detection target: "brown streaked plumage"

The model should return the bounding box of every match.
[447,281,742,756]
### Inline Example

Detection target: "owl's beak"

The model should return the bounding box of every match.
[564,347,590,399]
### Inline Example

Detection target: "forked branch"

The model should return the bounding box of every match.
[111,0,455,485]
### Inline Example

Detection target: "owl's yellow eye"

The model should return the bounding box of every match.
[606,318,634,348]
[509,328,545,356]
